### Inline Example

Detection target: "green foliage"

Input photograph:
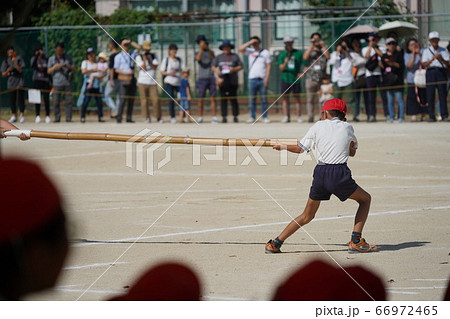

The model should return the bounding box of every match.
[305,0,412,45]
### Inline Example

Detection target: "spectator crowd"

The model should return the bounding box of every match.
[1,31,449,124]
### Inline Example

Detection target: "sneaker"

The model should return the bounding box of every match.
[281,116,289,123]
[45,116,51,123]
[211,117,219,124]
[145,118,151,123]
[297,116,303,123]
[19,115,25,123]
[246,117,255,124]
[265,240,282,254]
[222,117,227,123]
[386,118,393,123]
[308,116,314,123]
[170,117,177,124]
[397,118,404,123]
[233,116,238,123]
[411,115,417,122]
[81,117,86,123]
[263,118,271,124]
[158,118,164,124]
[35,115,41,123]
[436,114,442,121]
[348,238,378,253]
[197,117,203,123]
[183,117,189,123]
[8,115,17,123]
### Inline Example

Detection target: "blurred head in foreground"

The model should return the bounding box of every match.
[110,262,201,301]
[0,158,68,300]
[273,259,386,301]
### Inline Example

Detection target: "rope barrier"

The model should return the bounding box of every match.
[0,80,448,102]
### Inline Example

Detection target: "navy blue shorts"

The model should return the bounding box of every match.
[197,78,217,98]
[309,163,358,202]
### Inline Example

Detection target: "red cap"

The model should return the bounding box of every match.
[0,159,61,244]
[109,262,201,301]
[322,98,347,115]
[273,259,386,301]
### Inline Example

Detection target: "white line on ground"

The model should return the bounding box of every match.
[55,287,122,295]
[387,286,446,290]
[387,291,420,295]
[64,262,128,270]
[76,187,297,195]
[49,171,450,180]
[412,279,449,281]
[72,205,450,247]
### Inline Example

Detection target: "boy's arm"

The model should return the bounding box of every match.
[349,141,357,157]
[273,142,304,154]
[187,84,192,100]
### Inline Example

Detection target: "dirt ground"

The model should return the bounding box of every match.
[2,114,450,301]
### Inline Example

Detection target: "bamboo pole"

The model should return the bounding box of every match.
[6,130,299,147]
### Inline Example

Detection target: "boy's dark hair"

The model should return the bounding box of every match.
[168,43,178,51]
[55,42,65,49]
[310,32,322,39]
[322,73,331,80]
[0,210,67,299]
[250,36,261,43]
[326,109,346,120]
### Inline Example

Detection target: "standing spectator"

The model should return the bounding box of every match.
[104,40,120,118]
[195,35,218,123]
[1,47,25,123]
[47,42,75,122]
[422,31,450,122]
[160,43,183,124]
[179,69,192,123]
[351,38,368,122]
[238,36,272,124]
[80,48,105,123]
[30,46,51,124]
[318,74,333,105]
[381,37,405,122]
[278,36,303,123]
[86,52,108,89]
[211,40,244,123]
[362,33,386,122]
[404,38,427,121]
[329,40,357,117]
[303,33,330,122]
[114,38,140,123]
[136,40,160,123]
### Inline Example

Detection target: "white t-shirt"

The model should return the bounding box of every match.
[361,46,386,77]
[299,118,358,164]
[81,60,97,72]
[160,56,183,86]
[328,51,358,87]
[136,54,159,85]
[245,47,272,79]
[422,46,450,69]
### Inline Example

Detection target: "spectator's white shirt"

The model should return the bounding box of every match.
[421,46,449,69]
[136,54,158,85]
[81,60,97,72]
[329,51,357,87]
[160,56,183,86]
[245,47,272,79]
[361,46,386,77]
[299,118,357,165]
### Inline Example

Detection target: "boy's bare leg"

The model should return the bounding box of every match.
[210,97,216,117]
[278,198,321,241]
[282,96,290,119]
[348,186,371,233]
[295,96,302,117]
[198,98,204,118]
